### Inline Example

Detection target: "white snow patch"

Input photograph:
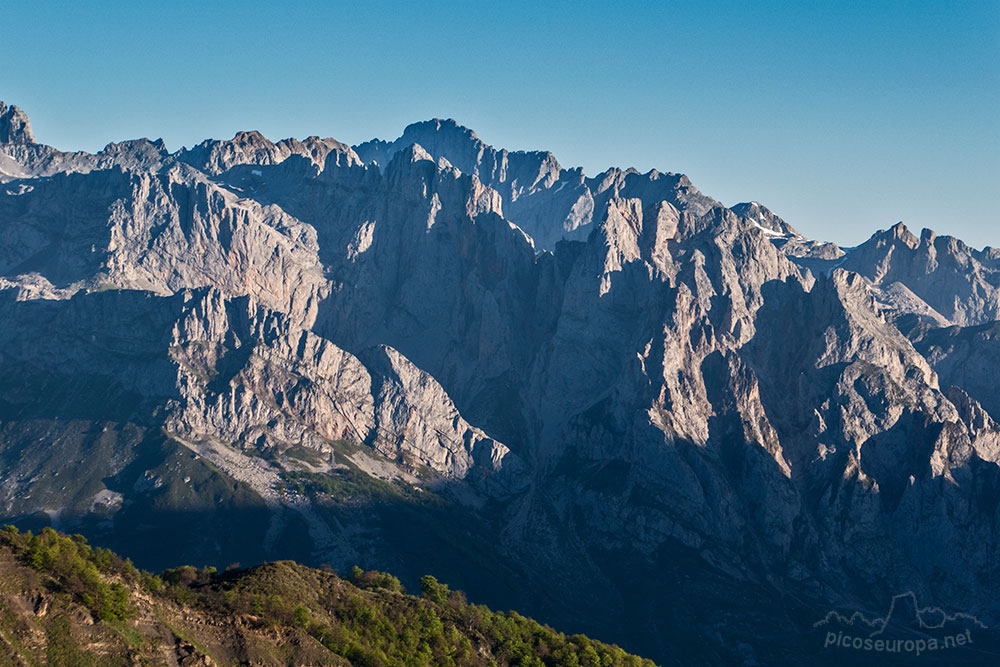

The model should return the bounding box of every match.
[251,169,263,176]
[752,220,785,237]
[553,181,566,194]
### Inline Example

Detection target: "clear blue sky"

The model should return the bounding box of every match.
[2,0,997,248]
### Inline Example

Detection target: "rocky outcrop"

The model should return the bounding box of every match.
[180,131,362,175]
[0,102,34,144]
[0,163,329,328]
[730,200,798,236]
[355,118,720,250]
[909,320,1000,421]
[165,288,520,484]
[0,285,518,485]
[839,222,1000,325]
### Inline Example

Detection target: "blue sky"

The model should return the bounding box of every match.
[2,0,997,248]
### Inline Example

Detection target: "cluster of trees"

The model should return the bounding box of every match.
[352,565,405,593]
[1,525,656,667]
[183,562,656,667]
[0,525,147,622]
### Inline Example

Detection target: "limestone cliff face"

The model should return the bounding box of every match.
[1,101,997,664]
[355,119,719,251]
[909,320,1000,421]
[0,286,517,490]
[166,288,519,483]
[0,103,34,144]
[0,164,329,328]
[838,222,1000,326]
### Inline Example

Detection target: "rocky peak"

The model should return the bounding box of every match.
[403,117,479,144]
[351,137,391,168]
[353,118,483,175]
[351,119,726,252]
[0,102,35,144]
[841,222,1000,325]
[276,135,359,170]
[880,221,920,248]
[382,142,438,199]
[178,129,361,176]
[394,118,483,174]
[730,200,798,236]
[96,138,171,172]
[355,117,564,191]
[179,131,279,174]
[589,168,718,218]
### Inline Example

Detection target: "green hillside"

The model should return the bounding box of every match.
[0,525,658,666]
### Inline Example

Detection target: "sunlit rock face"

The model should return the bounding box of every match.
[1,102,997,664]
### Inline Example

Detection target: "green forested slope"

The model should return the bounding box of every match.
[0,526,657,666]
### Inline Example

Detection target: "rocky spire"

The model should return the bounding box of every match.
[0,102,35,144]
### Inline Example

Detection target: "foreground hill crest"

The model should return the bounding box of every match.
[0,525,656,666]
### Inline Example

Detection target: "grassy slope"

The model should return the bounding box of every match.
[0,526,658,667]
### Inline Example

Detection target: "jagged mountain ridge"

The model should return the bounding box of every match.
[1,102,998,664]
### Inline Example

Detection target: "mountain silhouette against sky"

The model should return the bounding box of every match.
[1,101,998,664]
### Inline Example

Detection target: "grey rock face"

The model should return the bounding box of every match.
[730,200,798,236]
[1,100,997,664]
[0,102,34,144]
[179,131,361,175]
[164,288,519,484]
[909,320,1000,421]
[355,118,720,251]
[839,222,1000,326]
[0,285,518,485]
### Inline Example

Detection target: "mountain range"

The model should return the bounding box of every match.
[1,100,998,664]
